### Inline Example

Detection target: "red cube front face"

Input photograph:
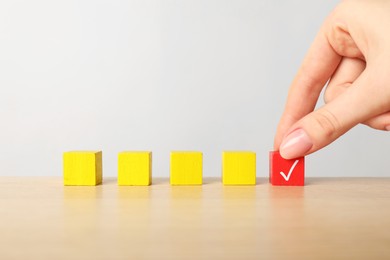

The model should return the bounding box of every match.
[269,151,305,186]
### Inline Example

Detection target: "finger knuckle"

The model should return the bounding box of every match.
[312,109,341,138]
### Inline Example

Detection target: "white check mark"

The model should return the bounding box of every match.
[280,160,299,181]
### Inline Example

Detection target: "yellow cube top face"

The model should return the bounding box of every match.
[63,151,102,186]
[118,151,152,186]
[170,152,203,185]
[222,151,256,185]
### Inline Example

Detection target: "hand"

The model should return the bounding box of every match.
[274,0,390,159]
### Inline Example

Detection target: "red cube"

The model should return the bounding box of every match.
[269,151,305,186]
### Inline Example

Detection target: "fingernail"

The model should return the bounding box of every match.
[280,129,313,159]
[386,125,390,131]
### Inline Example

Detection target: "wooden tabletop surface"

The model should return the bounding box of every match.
[1,177,390,259]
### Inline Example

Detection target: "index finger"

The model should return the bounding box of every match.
[274,20,341,150]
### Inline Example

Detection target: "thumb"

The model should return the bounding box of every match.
[279,70,389,159]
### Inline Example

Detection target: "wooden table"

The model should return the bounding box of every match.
[1,177,390,259]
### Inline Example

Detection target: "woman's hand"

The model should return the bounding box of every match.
[274,0,390,159]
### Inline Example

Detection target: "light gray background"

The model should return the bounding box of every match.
[0,0,388,177]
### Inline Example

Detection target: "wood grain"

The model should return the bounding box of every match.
[0,177,389,259]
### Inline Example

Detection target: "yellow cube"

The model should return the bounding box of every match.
[118,151,152,186]
[63,151,102,186]
[170,152,202,185]
[222,151,256,185]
